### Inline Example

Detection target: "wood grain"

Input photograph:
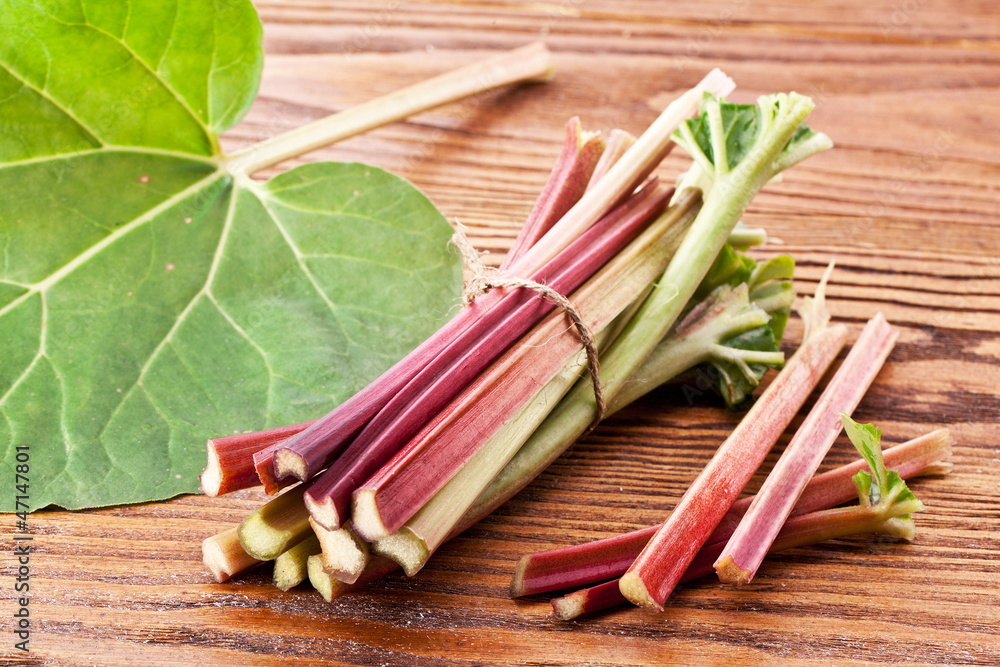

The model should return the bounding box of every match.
[4,1,1000,665]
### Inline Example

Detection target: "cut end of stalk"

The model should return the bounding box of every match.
[509,556,531,597]
[551,592,587,621]
[273,535,322,591]
[373,528,430,577]
[696,68,737,100]
[303,492,343,533]
[237,514,286,561]
[310,518,369,585]
[203,528,262,583]
[713,554,753,585]
[521,42,556,83]
[307,553,347,603]
[618,572,662,611]
[274,448,309,482]
[200,444,224,497]
[350,488,391,542]
[237,490,312,561]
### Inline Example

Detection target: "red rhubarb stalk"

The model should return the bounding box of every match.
[511,429,952,597]
[618,323,849,610]
[714,312,898,585]
[199,421,312,496]
[551,489,928,621]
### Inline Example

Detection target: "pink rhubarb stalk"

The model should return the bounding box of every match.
[618,322,849,610]
[511,429,952,597]
[202,527,263,583]
[502,117,606,268]
[714,312,898,585]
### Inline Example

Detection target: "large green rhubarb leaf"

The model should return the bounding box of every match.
[0,0,461,510]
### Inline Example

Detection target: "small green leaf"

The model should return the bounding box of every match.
[694,244,755,301]
[842,414,922,511]
[0,1,461,510]
[841,413,887,494]
[748,254,795,341]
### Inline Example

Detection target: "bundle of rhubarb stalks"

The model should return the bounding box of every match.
[199,69,951,615]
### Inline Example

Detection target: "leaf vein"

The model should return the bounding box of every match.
[0,62,103,149]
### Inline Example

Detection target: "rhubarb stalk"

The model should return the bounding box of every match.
[226,43,554,176]
[511,429,952,598]
[618,321,847,610]
[274,534,322,591]
[354,191,702,549]
[714,312,899,585]
[310,518,370,585]
[502,118,606,267]
[203,527,262,583]
[199,422,311,496]
[237,484,313,561]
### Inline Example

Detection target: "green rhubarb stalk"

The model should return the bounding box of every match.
[607,263,792,414]
[226,42,554,176]
[307,554,339,603]
[237,484,313,561]
[202,527,263,583]
[274,534,322,591]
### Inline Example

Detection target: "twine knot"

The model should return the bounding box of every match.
[451,221,606,427]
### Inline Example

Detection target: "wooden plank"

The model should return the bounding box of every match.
[4,1,1000,665]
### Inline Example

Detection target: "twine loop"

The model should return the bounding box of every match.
[451,221,606,426]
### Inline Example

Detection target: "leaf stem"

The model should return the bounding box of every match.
[225,43,554,176]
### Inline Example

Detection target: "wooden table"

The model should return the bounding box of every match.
[6,1,999,664]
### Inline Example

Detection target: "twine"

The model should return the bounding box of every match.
[451,221,606,427]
